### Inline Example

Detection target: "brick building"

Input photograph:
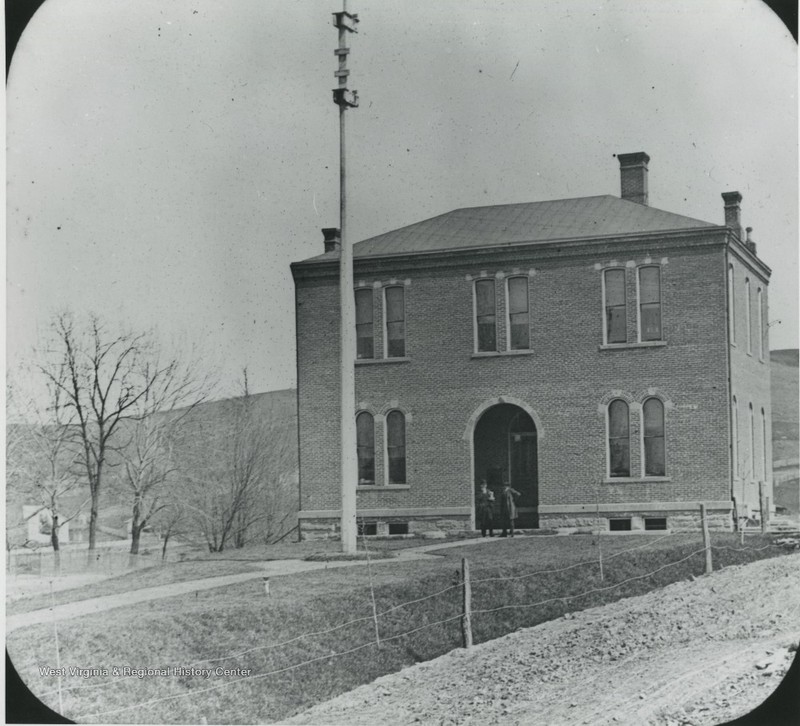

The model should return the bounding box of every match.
[291,152,772,537]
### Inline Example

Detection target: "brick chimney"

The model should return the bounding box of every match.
[322,227,341,253]
[721,191,743,241]
[618,152,650,205]
[745,226,757,255]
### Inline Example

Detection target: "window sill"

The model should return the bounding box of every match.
[357,484,411,491]
[355,357,411,366]
[599,341,667,351]
[471,349,535,358]
[603,476,672,484]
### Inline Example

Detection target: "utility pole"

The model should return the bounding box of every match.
[332,2,360,554]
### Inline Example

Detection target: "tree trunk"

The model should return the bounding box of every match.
[130,499,141,555]
[88,496,98,551]
[51,514,61,576]
[161,530,171,561]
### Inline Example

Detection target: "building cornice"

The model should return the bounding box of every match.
[291,226,729,281]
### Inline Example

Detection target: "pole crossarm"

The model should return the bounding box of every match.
[332,12,359,32]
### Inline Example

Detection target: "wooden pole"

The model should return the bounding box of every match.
[759,481,767,534]
[461,557,473,649]
[335,1,358,554]
[50,581,64,714]
[700,503,712,575]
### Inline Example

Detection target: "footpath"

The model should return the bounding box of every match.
[5,537,504,633]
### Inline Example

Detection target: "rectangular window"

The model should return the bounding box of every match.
[604,269,627,344]
[639,266,662,341]
[475,279,497,352]
[385,286,405,358]
[355,288,374,359]
[507,277,530,350]
[357,522,377,536]
[609,518,632,531]
[644,517,667,531]
[728,265,736,345]
[388,522,408,535]
[757,288,764,360]
[745,279,752,354]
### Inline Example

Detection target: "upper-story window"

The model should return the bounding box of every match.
[745,278,752,354]
[384,286,405,358]
[642,397,666,476]
[386,410,406,484]
[727,264,736,345]
[638,266,662,341]
[356,411,375,485]
[507,276,530,350]
[757,287,764,361]
[603,269,627,344]
[355,288,374,360]
[607,399,630,477]
[474,279,497,352]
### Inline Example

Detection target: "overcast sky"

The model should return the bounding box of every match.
[6,0,797,397]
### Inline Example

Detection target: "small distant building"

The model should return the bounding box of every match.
[22,505,69,544]
[291,152,772,537]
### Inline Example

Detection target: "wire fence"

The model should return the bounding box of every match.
[22,508,790,723]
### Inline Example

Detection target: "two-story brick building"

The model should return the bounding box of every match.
[291,152,772,537]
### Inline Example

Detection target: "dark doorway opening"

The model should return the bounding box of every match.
[474,403,539,528]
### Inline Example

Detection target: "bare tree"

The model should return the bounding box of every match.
[178,371,297,552]
[6,367,89,561]
[35,312,205,550]
[116,357,209,555]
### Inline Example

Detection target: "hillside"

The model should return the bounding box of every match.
[6,388,299,548]
[771,349,799,464]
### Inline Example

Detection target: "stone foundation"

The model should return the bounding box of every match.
[300,515,471,541]
[539,510,733,533]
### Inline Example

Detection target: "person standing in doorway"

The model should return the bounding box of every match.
[476,480,495,537]
[500,481,521,537]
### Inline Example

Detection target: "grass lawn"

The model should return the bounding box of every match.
[7,532,791,724]
[6,537,426,616]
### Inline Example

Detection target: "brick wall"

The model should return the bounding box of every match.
[727,246,773,516]
[294,232,737,534]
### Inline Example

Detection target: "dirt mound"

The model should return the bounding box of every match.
[290,554,800,725]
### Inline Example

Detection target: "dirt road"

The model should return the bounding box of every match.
[290,553,800,726]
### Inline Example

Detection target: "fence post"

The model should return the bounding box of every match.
[759,482,767,534]
[461,557,473,649]
[700,503,712,575]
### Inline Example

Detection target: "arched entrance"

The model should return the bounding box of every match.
[473,403,539,528]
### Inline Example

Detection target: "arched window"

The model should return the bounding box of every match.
[355,288,374,359]
[604,268,626,344]
[474,279,496,352]
[639,266,662,341]
[732,396,739,477]
[761,408,768,481]
[728,264,736,344]
[386,410,406,484]
[608,399,630,477]
[642,398,666,476]
[385,286,405,358]
[356,412,375,485]
[749,402,755,480]
[507,276,530,350]
[745,278,752,354]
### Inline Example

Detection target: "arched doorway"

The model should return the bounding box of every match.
[473,403,539,528]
